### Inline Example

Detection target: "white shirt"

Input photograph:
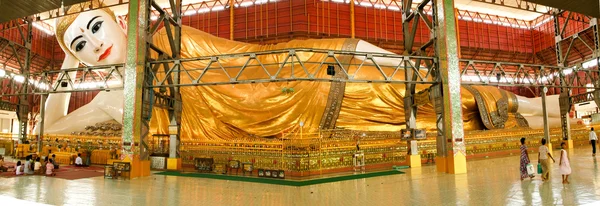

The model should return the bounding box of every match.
[34,162,41,170]
[539,145,549,159]
[23,161,32,174]
[591,131,598,141]
[75,157,83,165]
[15,165,23,175]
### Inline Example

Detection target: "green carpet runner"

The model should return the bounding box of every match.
[155,170,404,187]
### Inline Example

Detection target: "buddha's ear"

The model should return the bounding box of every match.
[116,16,127,34]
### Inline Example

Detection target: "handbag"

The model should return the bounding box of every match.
[537,163,542,174]
[526,163,535,176]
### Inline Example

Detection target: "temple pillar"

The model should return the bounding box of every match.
[541,87,553,150]
[17,18,32,144]
[38,94,47,153]
[402,0,430,169]
[403,42,420,168]
[433,0,466,174]
[407,140,421,168]
[559,92,573,148]
[592,18,600,150]
[167,116,182,170]
[122,0,152,178]
[431,85,447,172]
[167,0,184,171]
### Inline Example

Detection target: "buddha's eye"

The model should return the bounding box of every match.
[75,41,86,52]
[91,21,103,33]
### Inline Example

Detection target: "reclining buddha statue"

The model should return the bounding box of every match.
[36,1,575,141]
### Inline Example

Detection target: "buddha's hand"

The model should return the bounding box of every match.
[55,54,80,91]
[31,116,41,135]
[41,55,81,128]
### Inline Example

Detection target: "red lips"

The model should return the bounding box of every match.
[98,45,113,62]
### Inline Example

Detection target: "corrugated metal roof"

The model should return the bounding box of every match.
[0,0,89,23]
[527,0,599,17]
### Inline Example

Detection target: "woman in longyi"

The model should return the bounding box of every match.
[37,1,570,141]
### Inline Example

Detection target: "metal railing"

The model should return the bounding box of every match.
[2,50,600,98]
[146,48,439,87]
[460,59,600,89]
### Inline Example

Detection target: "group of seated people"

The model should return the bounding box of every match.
[14,154,59,176]
[10,153,85,176]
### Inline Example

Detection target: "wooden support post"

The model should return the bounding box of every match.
[230,0,235,40]
[350,0,355,38]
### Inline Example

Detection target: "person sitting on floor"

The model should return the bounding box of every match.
[41,157,48,175]
[45,159,56,176]
[32,153,38,164]
[15,161,23,176]
[34,157,42,174]
[50,154,59,169]
[75,153,83,167]
[0,155,7,172]
[23,156,34,175]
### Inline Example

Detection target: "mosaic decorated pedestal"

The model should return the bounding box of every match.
[180,125,596,177]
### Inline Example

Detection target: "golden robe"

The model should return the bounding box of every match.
[149,26,526,142]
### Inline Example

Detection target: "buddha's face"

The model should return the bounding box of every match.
[63,10,127,66]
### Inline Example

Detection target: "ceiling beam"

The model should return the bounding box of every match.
[472,0,551,14]
[527,0,600,18]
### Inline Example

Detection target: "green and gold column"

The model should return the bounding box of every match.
[122,0,152,178]
[434,0,466,174]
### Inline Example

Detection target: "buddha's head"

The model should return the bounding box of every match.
[55,0,127,66]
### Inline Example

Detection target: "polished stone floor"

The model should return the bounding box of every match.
[1,147,600,206]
